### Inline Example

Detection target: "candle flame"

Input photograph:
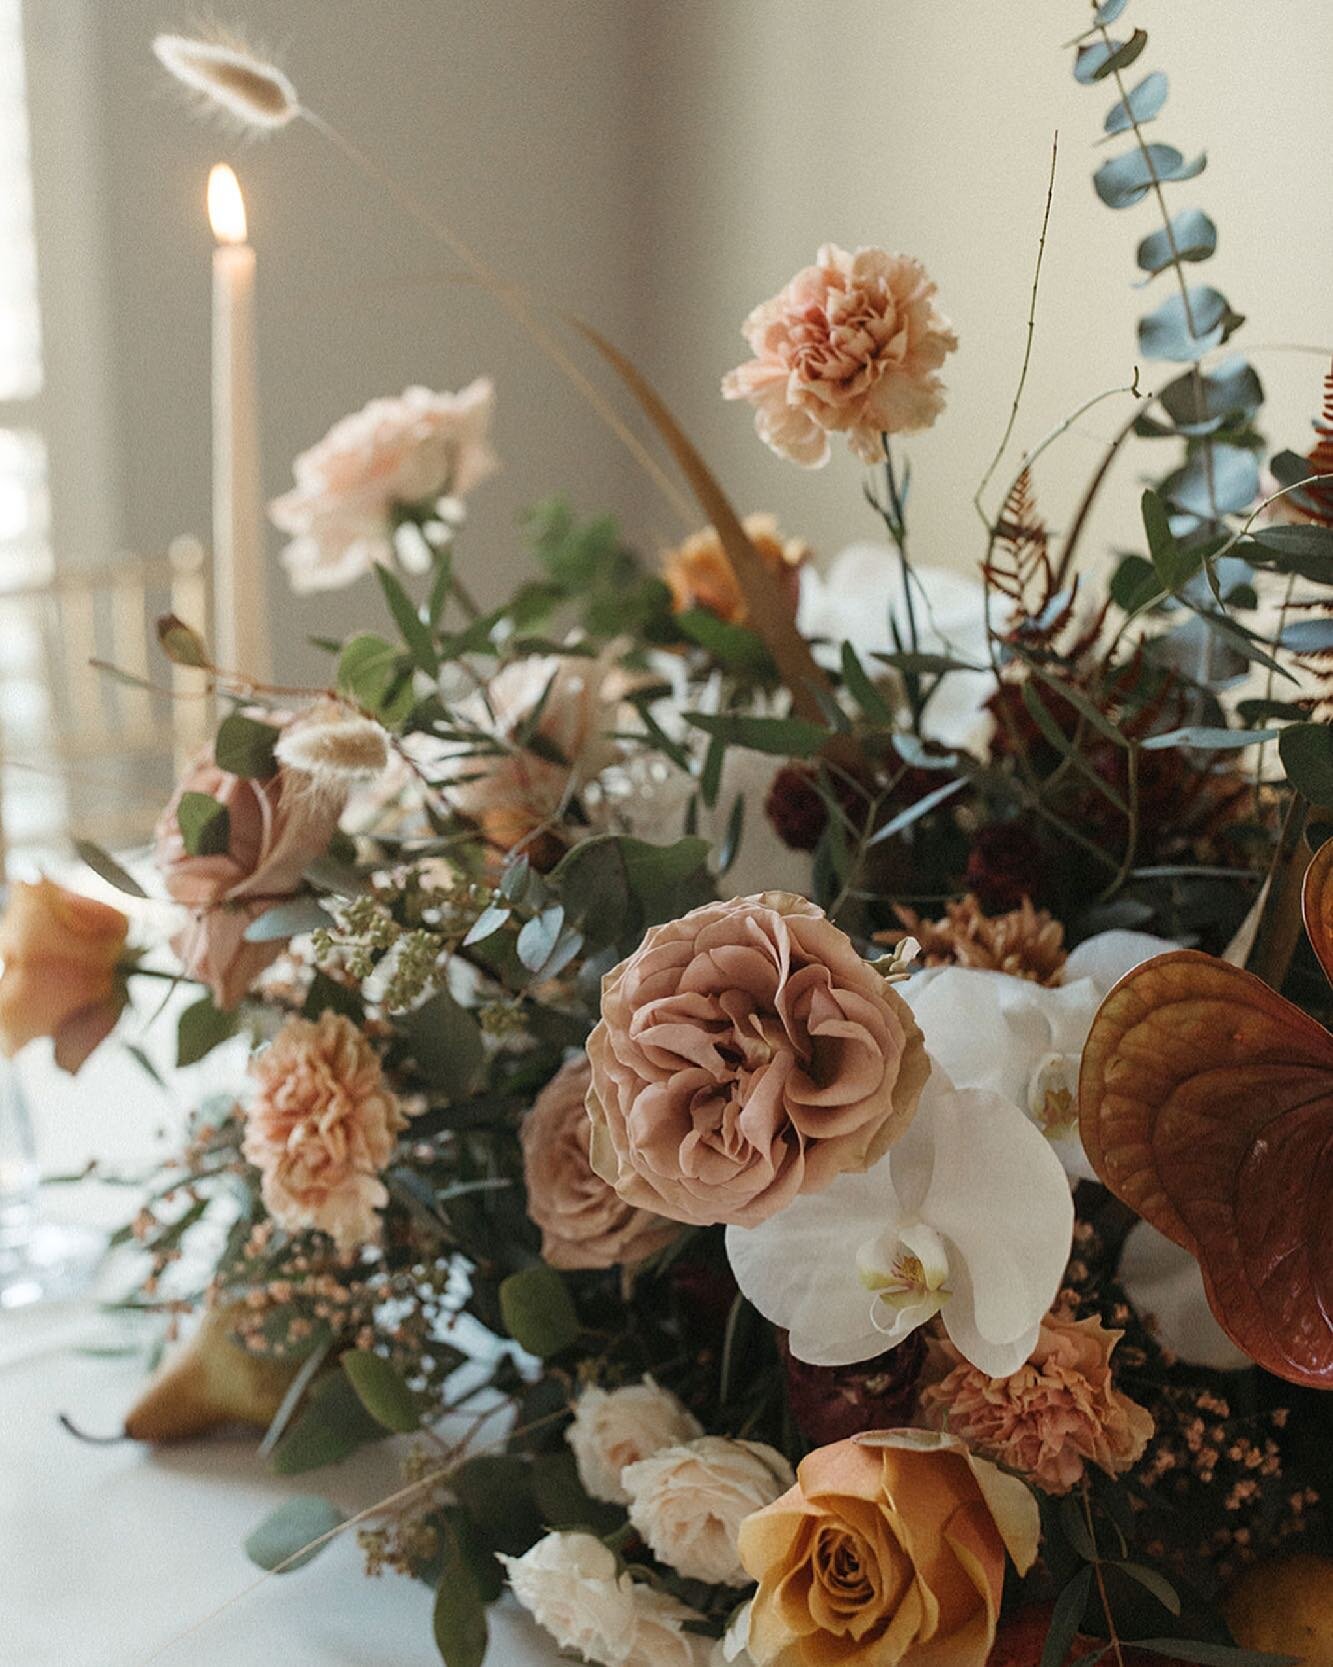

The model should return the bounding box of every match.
[207,163,247,245]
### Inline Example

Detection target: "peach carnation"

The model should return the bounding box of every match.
[521,1058,679,1270]
[586,892,929,1228]
[663,514,807,626]
[242,1010,407,1254]
[722,245,957,467]
[270,379,497,591]
[920,1308,1154,1496]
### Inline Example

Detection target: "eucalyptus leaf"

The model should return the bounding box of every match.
[215,711,280,779]
[684,711,830,758]
[1111,553,1166,613]
[1158,356,1260,436]
[1139,725,1276,751]
[1093,0,1129,21]
[1104,69,1168,135]
[156,612,212,669]
[462,905,511,947]
[1094,144,1205,209]
[74,838,150,899]
[1142,489,1201,591]
[337,633,416,728]
[244,1495,345,1573]
[242,896,332,942]
[1280,618,1333,654]
[269,1369,387,1475]
[1165,444,1260,520]
[176,994,240,1067]
[400,989,485,1097]
[1279,722,1333,806]
[516,904,566,975]
[433,1545,488,1667]
[1136,208,1217,277]
[1139,285,1241,362]
[175,791,231,858]
[1074,27,1147,83]
[499,1264,580,1357]
[340,1349,421,1432]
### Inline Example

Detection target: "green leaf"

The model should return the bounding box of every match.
[439,1504,503,1602]
[176,994,240,1065]
[242,896,332,943]
[175,791,231,858]
[1158,356,1260,437]
[433,1541,488,1667]
[1110,553,1165,613]
[1139,725,1277,751]
[1137,209,1217,277]
[700,732,725,808]
[531,1451,625,1536]
[1093,0,1128,21]
[866,775,967,846]
[1139,286,1242,363]
[155,612,212,669]
[1236,698,1308,725]
[1129,1642,1298,1667]
[840,641,893,724]
[462,904,511,947]
[1074,27,1147,83]
[303,969,364,1024]
[74,838,149,899]
[400,989,485,1097]
[499,1264,580,1357]
[1041,1568,1093,1667]
[1031,666,1130,747]
[717,792,745,876]
[1094,144,1205,209]
[340,1349,421,1432]
[552,833,713,952]
[684,711,829,758]
[374,562,440,674]
[1021,682,1129,811]
[1104,69,1168,136]
[1113,1561,1180,1615]
[675,608,774,676]
[243,1495,345,1573]
[269,1369,386,1475]
[428,547,455,627]
[1142,489,1200,591]
[1250,522,1333,570]
[516,904,566,974]
[1281,619,1333,654]
[1166,444,1260,520]
[1279,722,1333,806]
[215,712,280,779]
[871,649,985,675]
[336,633,416,728]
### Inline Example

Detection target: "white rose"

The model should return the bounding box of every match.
[499,1531,636,1666]
[625,1585,712,1667]
[567,1378,704,1505]
[621,1436,795,1586]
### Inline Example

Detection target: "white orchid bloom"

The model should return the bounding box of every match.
[726,1068,1075,1378]
[900,930,1175,1182]
[1118,1221,1252,1372]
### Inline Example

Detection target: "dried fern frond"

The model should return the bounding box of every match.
[1290,359,1333,528]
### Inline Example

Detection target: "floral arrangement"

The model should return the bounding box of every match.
[6,8,1333,1666]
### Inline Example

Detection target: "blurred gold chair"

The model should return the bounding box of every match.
[0,539,212,878]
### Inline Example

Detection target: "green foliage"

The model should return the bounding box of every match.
[398,988,486,1099]
[340,1349,422,1432]
[156,612,212,669]
[176,993,240,1067]
[215,711,281,778]
[518,498,675,643]
[337,633,416,727]
[269,1369,387,1475]
[74,838,149,899]
[244,1496,346,1573]
[553,833,713,953]
[175,791,231,857]
[433,1541,488,1667]
[498,1264,580,1357]
[375,562,441,675]
[1279,722,1333,807]
[683,711,830,758]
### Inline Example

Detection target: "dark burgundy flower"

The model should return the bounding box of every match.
[965,821,1045,912]
[780,1328,927,1446]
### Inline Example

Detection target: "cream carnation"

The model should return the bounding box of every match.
[566,1379,704,1506]
[722,245,957,467]
[622,1436,795,1586]
[521,1058,679,1270]
[920,1308,1155,1495]
[270,380,497,591]
[586,892,929,1228]
[242,1011,407,1254]
[499,1531,637,1665]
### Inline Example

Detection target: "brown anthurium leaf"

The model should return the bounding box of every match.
[1301,834,1333,986]
[1079,949,1333,1387]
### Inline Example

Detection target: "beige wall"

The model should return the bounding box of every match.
[26,0,1333,679]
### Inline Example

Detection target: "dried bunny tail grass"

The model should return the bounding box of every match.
[152,32,299,130]
[275,702,391,784]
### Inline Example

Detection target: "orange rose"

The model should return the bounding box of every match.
[0,879,129,1073]
[663,514,807,626]
[738,1430,1038,1667]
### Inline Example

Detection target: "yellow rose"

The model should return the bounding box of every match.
[738,1429,1038,1667]
[0,879,129,1073]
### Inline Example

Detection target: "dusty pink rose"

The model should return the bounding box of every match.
[155,739,346,1009]
[0,879,129,1074]
[270,379,497,591]
[243,1010,407,1253]
[521,1058,679,1270]
[585,892,929,1228]
[722,245,958,467]
[920,1308,1154,1495]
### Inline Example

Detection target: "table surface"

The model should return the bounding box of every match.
[1,1016,551,1667]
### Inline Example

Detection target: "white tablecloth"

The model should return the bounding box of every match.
[1,1031,552,1667]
